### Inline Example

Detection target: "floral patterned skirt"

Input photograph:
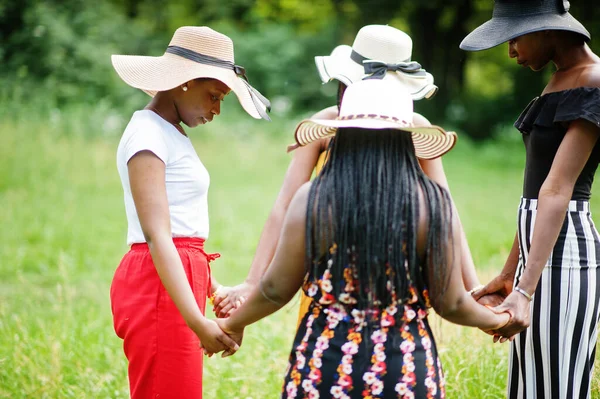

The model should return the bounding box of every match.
[282,304,445,399]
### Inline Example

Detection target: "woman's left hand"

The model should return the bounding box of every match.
[214,318,244,358]
[193,318,240,357]
[489,291,531,343]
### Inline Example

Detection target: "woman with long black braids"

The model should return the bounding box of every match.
[215,79,510,398]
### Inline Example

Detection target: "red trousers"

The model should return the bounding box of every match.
[110,238,219,399]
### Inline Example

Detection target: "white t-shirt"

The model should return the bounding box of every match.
[116,110,210,245]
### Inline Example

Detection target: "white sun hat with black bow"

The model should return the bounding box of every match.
[111,26,271,120]
[460,0,590,51]
[314,25,438,101]
[294,79,456,160]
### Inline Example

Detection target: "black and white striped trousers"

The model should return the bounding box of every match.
[509,198,600,399]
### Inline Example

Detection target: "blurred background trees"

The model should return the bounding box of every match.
[1,0,599,140]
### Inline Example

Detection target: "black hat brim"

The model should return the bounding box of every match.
[460,12,590,51]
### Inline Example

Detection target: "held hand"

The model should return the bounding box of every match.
[474,293,509,336]
[490,291,531,343]
[213,283,251,318]
[472,273,514,302]
[190,318,240,357]
[479,304,512,334]
[476,293,506,308]
[214,318,244,358]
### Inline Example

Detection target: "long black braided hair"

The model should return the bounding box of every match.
[305,127,453,315]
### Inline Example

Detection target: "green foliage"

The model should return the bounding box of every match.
[2,1,600,137]
[0,0,155,116]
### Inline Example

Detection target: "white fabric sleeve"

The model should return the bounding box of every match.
[123,122,170,165]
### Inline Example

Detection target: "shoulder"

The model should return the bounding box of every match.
[577,64,600,88]
[299,106,337,153]
[123,111,167,140]
[291,182,311,209]
[119,111,172,164]
[310,105,338,120]
[286,182,312,225]
[412,112,432,127]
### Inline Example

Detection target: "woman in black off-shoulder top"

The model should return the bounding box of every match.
[460,1,600,398]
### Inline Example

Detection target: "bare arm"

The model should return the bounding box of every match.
[128,151,238,354]
[210,141,319,318]
[472,232,520,306]
[245,141,321,284]
[418,155,480,291]
[213,107,337,316]
[415,111,480,291]
[426,194,510,331]
[518,121,599,293]
[217,183,310,336]
[245,106,337,284]
[494,118,600,338]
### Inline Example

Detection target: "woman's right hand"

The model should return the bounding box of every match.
[189,317,240,357]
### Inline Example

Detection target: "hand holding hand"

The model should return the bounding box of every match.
[472,272,514,303]
[490,290,531,343]
[189,318,240,357]
[476,293,506,308]
[212,282,251,318]
[479,304,512,335]
[471,273,515,339]
[215,318,244,358]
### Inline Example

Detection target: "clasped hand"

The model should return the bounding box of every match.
[196,283,249,358]
[473,273,531,343]
[212,282,251,318]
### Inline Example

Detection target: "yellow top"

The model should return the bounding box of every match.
[315,151,328,175]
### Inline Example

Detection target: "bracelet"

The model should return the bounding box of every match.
[209,285,223,306]
[467,284,485,296]
[514,286,533,302]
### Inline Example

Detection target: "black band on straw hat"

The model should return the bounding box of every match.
[166,45,271,120]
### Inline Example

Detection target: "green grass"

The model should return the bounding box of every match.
[1,110,600,398]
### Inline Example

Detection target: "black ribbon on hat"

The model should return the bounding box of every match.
[350,50,427,79]
[166,45,271,120]
[363,60,426,79]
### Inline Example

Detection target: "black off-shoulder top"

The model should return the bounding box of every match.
[514,87,600,200]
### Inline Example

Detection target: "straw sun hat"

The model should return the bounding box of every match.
[111,26,271,120]
[295,79,457,160]
[315,25,438,101]
[460,0,590,51]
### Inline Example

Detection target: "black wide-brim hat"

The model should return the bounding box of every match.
[460,0,590,51]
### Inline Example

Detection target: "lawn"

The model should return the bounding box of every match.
[1,108,599,398]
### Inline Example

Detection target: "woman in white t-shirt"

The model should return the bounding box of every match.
[109,27,270,399]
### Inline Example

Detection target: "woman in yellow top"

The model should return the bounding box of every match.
[213,25,484,322]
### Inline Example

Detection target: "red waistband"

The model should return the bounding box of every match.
[130,237,220,262]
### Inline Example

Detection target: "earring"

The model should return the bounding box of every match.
[182,86,188,92]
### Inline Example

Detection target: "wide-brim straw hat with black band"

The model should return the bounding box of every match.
[295,79,457,160]
[315,25,438,101]
[460,0,590,51]
[111,26,271,120]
